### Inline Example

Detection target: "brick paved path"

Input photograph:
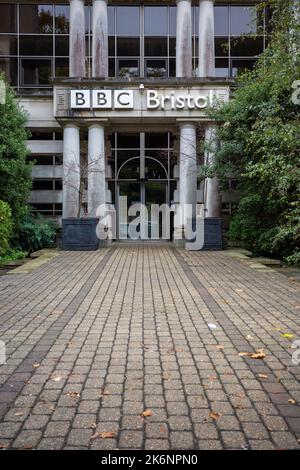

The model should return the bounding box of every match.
[0,246,300,450]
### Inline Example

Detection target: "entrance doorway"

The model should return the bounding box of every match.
[110,132,177,239]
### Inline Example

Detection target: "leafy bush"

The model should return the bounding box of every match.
[0,248,27,266]
[15,213,59,253]
[0,200,13,256]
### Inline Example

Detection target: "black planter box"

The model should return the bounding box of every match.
[62,218,99,251]
[186,217,223,250]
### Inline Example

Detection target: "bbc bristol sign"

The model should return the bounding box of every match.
[70,89,214,111]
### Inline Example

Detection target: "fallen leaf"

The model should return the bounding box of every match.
[14,412,23,416]
[281,333,294,339]
[216,345,224,350]
[52,376,62,382]
[100,431,116,439]
[238,352,251,357]
[250,349,266,359]
[65,392,80,398]
[90,423,97,429]
[209,411,221,420]
[208,323,217,330]
[90,432,100,440]
[258,374,268,379]
[288,399,296,405]
[246,335,253,341]
[141,410,152,418]
[32,363,40,368]
[236,289,243,292]
[0,443,7,449]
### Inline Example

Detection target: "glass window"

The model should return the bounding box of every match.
[0,4,17,33]
[117,59,139,78]
[55,5,69,34]
[20,36,53,56]
[169,7,177,36]
[108,6,115,35]
[145,38,167,57]
[230,37,264,57]
[117,38,140,56]
[108,37,115,56]
[231,58,257,77]
[230,6,257,35]
[55,36,69,56]
[145,134,168,148]
[145,7,167,36]
[0,57,18,85]
[20,4,53,34]
[215,58,229,77]
[55,58,69,77]
[145,59,167,78]
[116,6,139,36]
[169,58,176,77]
[215,38,229,57]
[20,58,52,85]
[109,58,115,77]
[0,36,18,56]
[32,179,54,190]
[169,37,176,57]
[214,6,229,36]
[117,134,140,149]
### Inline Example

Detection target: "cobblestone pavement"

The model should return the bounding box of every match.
[0,246,300,450]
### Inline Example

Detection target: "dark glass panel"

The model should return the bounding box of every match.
[54,5,69,34]
[108,181,115,204]
[28,155,53,165]
[231,58,257,77]
[108,6,115,35]
[169,6,177,36]
[117,59,139,78]
[0,36,17,56]
[32,179,54,190]
[117,150,140,179]
[145,37,167,57]
[85,5,90,34]
[169,58,176,77]
[194,6,199,35]
[21,58,52,85]
[116,6,139,37]
[215,58,229,77]
[117,134,140,149]
[20,4,53,34]
[215,37,229,57]
[214,6,229,36]
[29,131,53,140]
[0,4,17,33]
[145,133,168,149]
[109,58,115,77]
[117,37,140,56]
[230,37,264,57]
[55,180,63,190]
[55,58,69,77]
[55,36,69,56]
[145,59,167,78]
[169,37,176,57]
[144,6,167,36]
[20,36,53,56]
[230,6,257,35]
[145,157,168,180]
[108,36,115,56]
[0,57,17,85]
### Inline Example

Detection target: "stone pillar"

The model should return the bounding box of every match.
[69,0,85,77]
[88,123,106,216]
[198,0,215,77]
[176,0,192,77]
[63,123,81,218]
[179,122,197,228]
[92,0,108,77]
[204,124,221,217]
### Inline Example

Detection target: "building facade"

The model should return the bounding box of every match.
[0,0,269,240]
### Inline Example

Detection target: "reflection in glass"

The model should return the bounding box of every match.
[230,37,264,57]
[214,7,229,36]
[144,7,167,36]
[231,58,257,77]
[169,7,177,36]
[0,4,17,33]
[116,6,139,36]
[55,58,69,77]
[230,6,257,35]
[117,59,139,78]
[54,5,69,34]
[215,58,229,77]
[20,4,53,34]
[108,6,115,35]
[215,37,229,57]
[0,36,17,55]
[0,57,17,85]
[21,58,51,85]
[145,59,167,78]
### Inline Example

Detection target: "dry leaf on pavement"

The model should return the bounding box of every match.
[141,410,152,418]
[209,411,221,420]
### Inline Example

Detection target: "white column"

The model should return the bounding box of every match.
[88,123,106,216]
[176,0,192,77]
[63,123,81,218]
[69,0,85,77]
[179,123,197,227]
[198,0,215,77]
[92,0,108,77]
[204,124,221,218]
